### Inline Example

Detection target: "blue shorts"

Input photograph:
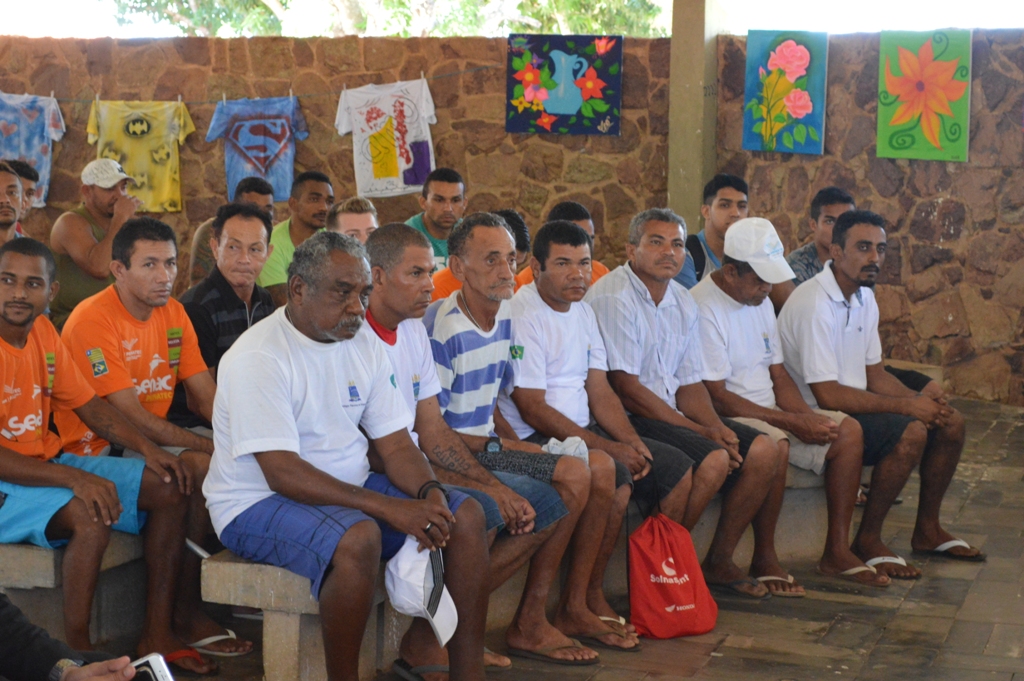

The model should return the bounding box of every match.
[450,470,567,535]
[0,454,147,549]
[219,473,473,599]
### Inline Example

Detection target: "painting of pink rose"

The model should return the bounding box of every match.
[743,30,827,154]
[783,89,813,118]
[767,40,811,83]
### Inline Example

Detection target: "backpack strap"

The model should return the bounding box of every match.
[686,234,705,282]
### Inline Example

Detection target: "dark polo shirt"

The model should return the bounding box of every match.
[168,266,275,428]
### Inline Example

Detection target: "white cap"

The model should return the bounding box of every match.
[385,536,459,647]
[724,217,795,284]
[81,159,135,189]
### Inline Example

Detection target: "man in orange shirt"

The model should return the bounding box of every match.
[516,202,610,289]
[0,238,216,672]
[57,218,252,660]
[431,209,532,301]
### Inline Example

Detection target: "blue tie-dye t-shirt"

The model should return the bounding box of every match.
[0,94,65,207]
[206,97,308,202]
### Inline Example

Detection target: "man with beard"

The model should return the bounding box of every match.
[779,211,985,580]
[692,218,885,590]
[204,231,490,681]
[406,168,467,271]
[49,160,142,329]
[0,163,23,245]
[257,171,334,308]
[57,218,252,666]
[674,174,748,289]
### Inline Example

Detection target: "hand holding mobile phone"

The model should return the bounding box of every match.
[131,654,175,681]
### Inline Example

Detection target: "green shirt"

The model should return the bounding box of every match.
[50,205,114,330]
[406,213,448,270]
[257,219,324,288]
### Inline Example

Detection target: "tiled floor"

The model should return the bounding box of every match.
[202,398,1024,680]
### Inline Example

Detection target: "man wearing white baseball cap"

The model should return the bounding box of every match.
[691,217,888,591]
[49,159,141,328]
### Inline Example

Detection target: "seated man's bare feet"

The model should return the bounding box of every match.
[749,557,805,597]
[506,619,600,662]
[586,589,637,634]
[483,649,511,669]
[818,548,891,587]
[176,610,254,656]
[852,538,922,579]
[702,558,769,598]
[554,606,640,650]
[911,527,985,560]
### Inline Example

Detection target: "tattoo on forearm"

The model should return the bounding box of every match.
[430,445,472,474]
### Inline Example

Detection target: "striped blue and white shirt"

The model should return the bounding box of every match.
[423,292,512,437]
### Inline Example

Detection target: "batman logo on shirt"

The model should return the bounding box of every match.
[151,144,171,164]
[125,117,151,137]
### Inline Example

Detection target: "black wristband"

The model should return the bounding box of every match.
[417,480,450,504]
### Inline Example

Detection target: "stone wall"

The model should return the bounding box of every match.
[0,35,670,292]
[716,31,1024,404]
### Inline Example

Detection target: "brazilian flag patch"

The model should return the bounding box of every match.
[86,347,109,377]
[510,345,525,360]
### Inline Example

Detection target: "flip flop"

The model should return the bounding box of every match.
[708,576,771,600]
[865,555,921,580]
[187,628,251,657]
[484,647,511,671]
[392,659,449,681]
[599,614,637,634]
[507,638,599,666]
[816,564,890,588]
[912,538,987,562]
[575,630,643,653]
[164,649,217,677]
[754,574,805,598]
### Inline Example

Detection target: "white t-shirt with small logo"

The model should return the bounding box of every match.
[204,308,411,536]
[364,318,442,448]
[499,283,608,439]
[691,276,782,409]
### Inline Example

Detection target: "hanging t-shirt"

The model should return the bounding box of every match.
[0,316,95,461]
[334,79,436,198]
[86,101,195,212]
[0,93,65,207]
[498,283,608,439]
[206,97,308,202]
[55,286,208,456]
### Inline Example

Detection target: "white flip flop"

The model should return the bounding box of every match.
[188,629,251,657]
[755,574,805,598]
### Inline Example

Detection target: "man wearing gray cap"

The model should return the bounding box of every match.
[49,159,141,328]
[691,218,888,592]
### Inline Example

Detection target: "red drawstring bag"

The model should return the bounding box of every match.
[629,514,717,638]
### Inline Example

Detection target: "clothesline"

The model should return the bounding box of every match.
[21,64,503,105]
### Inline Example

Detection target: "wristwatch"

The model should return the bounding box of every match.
[485,436,502,454]
[49,659,82,681]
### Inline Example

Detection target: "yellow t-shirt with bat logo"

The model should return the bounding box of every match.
[86,101,195,212]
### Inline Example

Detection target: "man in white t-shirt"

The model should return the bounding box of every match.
[500,220,708,627]
[693,218,888,590]
[778,210,984,580]
[203,232,490,681]
[586,208,783,601]
[364,223,578,672]
[424,213,602,664]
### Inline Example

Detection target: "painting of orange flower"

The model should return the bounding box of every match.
[877,30,971,162]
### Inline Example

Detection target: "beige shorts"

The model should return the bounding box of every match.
[731,409,848,476]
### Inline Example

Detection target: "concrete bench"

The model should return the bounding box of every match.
[201,550,389,681]
[1,532,146,644]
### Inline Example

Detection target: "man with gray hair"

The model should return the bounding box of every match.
[204,231,490,681]
[586,208,785,600]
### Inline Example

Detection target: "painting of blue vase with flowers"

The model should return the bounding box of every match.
[506,33,623,136]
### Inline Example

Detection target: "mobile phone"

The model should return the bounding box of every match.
[131,654,175,681]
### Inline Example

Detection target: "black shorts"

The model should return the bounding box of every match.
[850,412,935,466]
[884,366,934,393]
[627,416,766,491]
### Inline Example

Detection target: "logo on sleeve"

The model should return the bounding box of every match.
[86,348,109,377]
[763,333,771,354]
[412,374,421,399]
[510,345,524,360]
